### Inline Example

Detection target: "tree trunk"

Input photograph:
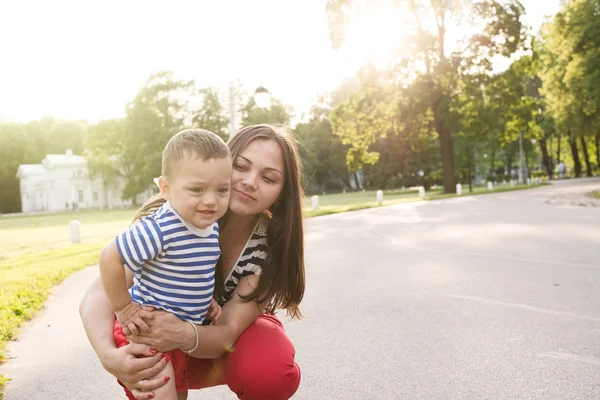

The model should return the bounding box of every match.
[433,95,457,193]
[354,171,361,190]
[580,135,593,177]
[596,133,600,168]
[568,132,582,177]
[540,139,553,179]
[557,131,561,163]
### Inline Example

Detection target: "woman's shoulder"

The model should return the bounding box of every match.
[254,213,269,237]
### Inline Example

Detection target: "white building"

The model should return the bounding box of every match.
[16,149,154,213]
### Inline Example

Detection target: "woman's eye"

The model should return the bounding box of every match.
[234,164,247,171]
[263,176,275,183]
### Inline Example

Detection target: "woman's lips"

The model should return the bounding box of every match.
[235,189,256,201]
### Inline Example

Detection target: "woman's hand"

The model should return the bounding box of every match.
[102,341,170,392]
[128,307,195,353]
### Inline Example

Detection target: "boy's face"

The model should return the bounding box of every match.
[159,155,232,229]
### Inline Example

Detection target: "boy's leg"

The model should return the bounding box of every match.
[176,391,188,400]
[114,320,180,400]
[144,358,178,400]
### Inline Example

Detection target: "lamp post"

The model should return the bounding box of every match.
[253,85,271,109]
[227,83,272,137]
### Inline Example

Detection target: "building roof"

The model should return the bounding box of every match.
[16,164,46,178]
[43,153,87,166]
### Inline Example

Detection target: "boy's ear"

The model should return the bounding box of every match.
[158,176,171,200]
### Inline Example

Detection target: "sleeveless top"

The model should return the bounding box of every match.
[218,214,269,306]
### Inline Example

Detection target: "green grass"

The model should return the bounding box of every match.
[593,191,600,199]
[0,207,138,230]
[0,182,545,397]
[303,183,545,217]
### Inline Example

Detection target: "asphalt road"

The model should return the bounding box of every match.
[2,178,599,400]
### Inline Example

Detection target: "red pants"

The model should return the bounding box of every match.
[120,313,301,400]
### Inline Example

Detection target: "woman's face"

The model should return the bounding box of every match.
[229,138,285,216]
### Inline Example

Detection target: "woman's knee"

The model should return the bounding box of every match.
[230,360,301,400]
[225,314,301,399]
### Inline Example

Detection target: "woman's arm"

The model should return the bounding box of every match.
[130,275,268,359]
[79,276,168,387]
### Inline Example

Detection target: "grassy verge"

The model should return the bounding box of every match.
[0,182,545,397]
[304,183,546,217]
[0,243,104,363]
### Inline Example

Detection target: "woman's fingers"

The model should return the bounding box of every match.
[129,333,158,349]
[130,388,154,400]
[126,342,158,358]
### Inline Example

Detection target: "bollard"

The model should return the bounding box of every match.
[311,195,319,210]
[510,180,515,188]
[376,190,383,205]
[527,178,531,185]
[487,181,493,191]
[70,220,81,243]
[418,186,426,198]
[456,183,462,196]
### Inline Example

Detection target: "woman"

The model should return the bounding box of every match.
[80,124,306,400]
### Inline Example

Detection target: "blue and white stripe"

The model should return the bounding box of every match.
[116,204,219,323]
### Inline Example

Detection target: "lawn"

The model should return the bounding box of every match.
[0,182,545,396]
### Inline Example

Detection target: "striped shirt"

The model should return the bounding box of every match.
[116,202,219,324]
[219,213,269,305]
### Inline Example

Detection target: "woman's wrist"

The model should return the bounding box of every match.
[181,319,196,352]
[182,320,199,354]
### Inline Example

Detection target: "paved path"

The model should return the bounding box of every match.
[2,178,600,399]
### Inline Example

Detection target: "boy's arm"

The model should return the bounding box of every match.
[99,240,131,312]
[99,240,149,335]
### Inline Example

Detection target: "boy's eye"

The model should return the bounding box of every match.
[190,188,203,193]
[218,188,230,194]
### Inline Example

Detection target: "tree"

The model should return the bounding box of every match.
[191,87,229,140]
[540,0,600,177]
[294,106,351,192]
[86,118,127,207]
[121,71,194,201]
[0,124,36,213]
[326,0,526,192]
[241,98,292,127]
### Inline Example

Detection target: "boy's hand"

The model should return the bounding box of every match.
[207,299,222,325]
[116,301,150,336]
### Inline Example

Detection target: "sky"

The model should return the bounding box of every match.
[0,0,561,124]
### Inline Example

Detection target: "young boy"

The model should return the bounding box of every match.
[99,129,232,400]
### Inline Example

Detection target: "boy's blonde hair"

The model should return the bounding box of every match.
[162,129,230,177]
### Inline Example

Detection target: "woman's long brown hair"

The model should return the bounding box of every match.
[131,124,306,319]
[226,124,305,319]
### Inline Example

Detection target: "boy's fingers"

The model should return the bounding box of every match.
[134,317,151,333]
[122,325,131,337]
[138,309,154,321]
[128,322,140,336]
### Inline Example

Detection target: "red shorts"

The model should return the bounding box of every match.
[113,320,189,394]
[116,314,300,400]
